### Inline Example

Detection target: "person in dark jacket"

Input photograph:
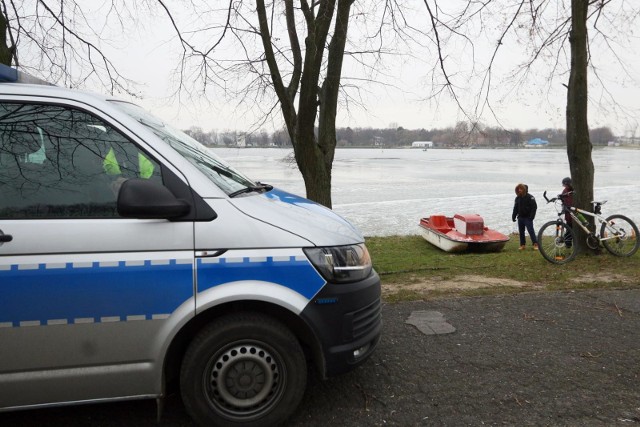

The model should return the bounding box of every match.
[561,177,574,222]
[561,176,574,247]
[512,183,538,250]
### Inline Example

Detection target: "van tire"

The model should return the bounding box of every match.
[180,312,307,426]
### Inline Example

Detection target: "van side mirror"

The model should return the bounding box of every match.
[117,178,190,219]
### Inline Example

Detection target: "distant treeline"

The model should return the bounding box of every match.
[183,122,615,148]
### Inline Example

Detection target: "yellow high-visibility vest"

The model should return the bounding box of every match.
[103,148,154,178]
[138,152,154,179]
[103,148,121,175]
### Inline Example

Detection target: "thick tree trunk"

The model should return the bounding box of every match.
[294,15,333,208]
[566,0,595,254]
[258,0,352,209]
[296,137,333,208]
[293,109,333,208]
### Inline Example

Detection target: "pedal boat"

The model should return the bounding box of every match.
[419,214,509,253]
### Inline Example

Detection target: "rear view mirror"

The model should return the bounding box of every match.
[117,178,190,219]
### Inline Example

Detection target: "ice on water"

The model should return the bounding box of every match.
[214,147,640,237]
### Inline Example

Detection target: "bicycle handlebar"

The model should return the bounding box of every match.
[543,190,574,204]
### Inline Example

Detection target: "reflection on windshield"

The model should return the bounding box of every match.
[110,101,256,195]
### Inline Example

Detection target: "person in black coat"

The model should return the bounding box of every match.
[561,176,574,247]
[512,183,538,250]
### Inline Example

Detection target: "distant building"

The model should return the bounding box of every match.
[524,138,549,147]
[411,141,433,148]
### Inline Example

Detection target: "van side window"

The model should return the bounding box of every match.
[0,103,162,219]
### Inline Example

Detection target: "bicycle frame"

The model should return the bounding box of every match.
[539,190,639,263]
[565,206,599,235]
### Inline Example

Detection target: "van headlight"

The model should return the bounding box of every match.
[304,244,373,283]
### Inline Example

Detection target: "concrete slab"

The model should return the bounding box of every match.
[405,310,456,335]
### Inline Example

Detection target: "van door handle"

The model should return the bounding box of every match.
[0,231,12,243]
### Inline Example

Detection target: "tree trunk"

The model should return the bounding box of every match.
[0,11,15,66]
[295,135,333,208]
[292,0,334,209]
[257,0,351,209]
[566,0,595,254]
[313,0,353,209]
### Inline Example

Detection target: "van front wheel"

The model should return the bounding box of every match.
[180,313,307,427]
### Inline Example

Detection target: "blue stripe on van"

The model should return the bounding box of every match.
[0,260,193,327]
[197,256,325,300]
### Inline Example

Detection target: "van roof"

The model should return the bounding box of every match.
[0,81,117,110]
[0,65,115,106]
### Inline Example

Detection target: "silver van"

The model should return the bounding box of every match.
[0,66,381,426]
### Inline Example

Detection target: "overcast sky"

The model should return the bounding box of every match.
[68,1,640,137]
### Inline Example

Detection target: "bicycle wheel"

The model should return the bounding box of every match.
[600,214,640,257]
[537,220,577,264]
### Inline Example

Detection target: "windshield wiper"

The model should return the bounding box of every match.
[228,182,273,198]
[212,165,233,178]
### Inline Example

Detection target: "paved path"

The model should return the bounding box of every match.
[3,289,640,426]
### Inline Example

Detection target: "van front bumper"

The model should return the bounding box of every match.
[300,271,382,377]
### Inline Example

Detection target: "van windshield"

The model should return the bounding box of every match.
[111,101,257,195]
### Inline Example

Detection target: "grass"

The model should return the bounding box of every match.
[366,234,640,302]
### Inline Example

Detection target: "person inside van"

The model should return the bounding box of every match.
[102,146,157,196]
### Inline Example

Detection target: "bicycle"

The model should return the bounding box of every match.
[537,191,639,264]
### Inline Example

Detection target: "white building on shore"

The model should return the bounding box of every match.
[411,141,433,149]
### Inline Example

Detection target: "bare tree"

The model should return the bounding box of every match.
[154,0,415,208]
[565,0,594,252]
[419,0,640,254]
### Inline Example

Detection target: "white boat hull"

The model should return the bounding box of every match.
[420,226,469,253]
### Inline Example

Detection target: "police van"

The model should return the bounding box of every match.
[0,65,381,426]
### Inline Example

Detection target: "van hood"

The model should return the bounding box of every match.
[228,188,364,246]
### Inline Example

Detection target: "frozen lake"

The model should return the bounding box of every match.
[213,147,640,237]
